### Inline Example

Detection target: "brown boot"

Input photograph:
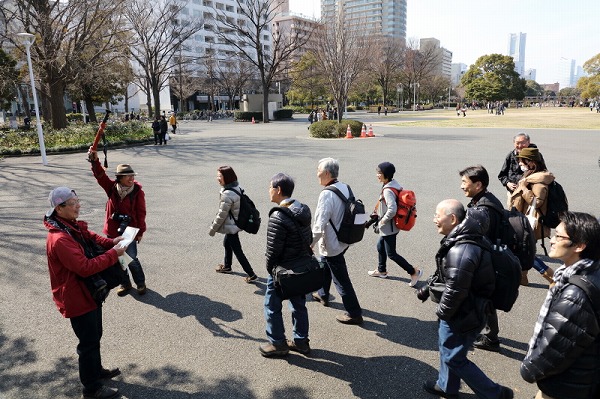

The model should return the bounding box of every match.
[520,270,529,286]
[542,267,554,284]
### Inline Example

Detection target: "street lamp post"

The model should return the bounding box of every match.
[448,87,452,110]
[17,32,47,165]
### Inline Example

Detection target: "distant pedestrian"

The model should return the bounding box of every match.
[377,105,381,116]
[169,113,177,134]
[159,116,168,145]
[152,117,161,145]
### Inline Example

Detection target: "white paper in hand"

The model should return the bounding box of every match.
[116,226,140,249]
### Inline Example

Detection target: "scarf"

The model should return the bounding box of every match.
[116,183,134,200]
[526,258,596,356]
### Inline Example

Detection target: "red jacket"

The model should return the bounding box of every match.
[91,159,147,239]
[44,216,119,318]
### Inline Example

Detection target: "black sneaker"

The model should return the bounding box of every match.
[422,381,458,399]
[287,339,310,355]
[82,385,119,399]
[99,367,121,379]
[473,335,501,352]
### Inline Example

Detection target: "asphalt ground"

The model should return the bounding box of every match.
[1,111,599,399]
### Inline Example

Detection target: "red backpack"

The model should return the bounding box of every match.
[384,187,417,231]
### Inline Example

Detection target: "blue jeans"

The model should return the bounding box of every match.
[532,256,549,274]
[437,319,503,398]
[377,233,415,275]
[122,240,145,287]
[70,307,103,394]
[317,251,362,318]
[264,276,308,344]
[224,233,255,277]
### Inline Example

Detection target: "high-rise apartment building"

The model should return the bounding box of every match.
[451,63,467,86]
[557,57,576,89]
[507,32,526,77]
[321,0,407,41]
[420,38,452,79]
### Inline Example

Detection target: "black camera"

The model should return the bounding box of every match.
[111,212,131,235]
[365,213,379,229]
[416,285,430,302]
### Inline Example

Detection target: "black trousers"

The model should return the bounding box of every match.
[70,306,103,394]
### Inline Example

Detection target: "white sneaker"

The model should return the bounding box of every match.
[368,270,388,279]
[409,269,423,287]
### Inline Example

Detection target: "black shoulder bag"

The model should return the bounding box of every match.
[271,207,325,300]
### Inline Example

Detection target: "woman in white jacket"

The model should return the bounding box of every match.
[367,162,422,286]
[209,166,258,283]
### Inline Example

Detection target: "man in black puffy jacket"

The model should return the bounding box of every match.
[521,212,600,399]
[423,200,513,399]
[260,173,313,358]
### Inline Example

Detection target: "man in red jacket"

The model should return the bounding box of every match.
[89,150,148,296]
[44,187,126,399]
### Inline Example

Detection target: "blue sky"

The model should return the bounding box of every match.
[289,0,599,84]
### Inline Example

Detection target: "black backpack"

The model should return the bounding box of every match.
[227,188,261,234]
[324,185,366,245]
[462,238,522,312]
[486,206,536,272]
[540,180,569,229]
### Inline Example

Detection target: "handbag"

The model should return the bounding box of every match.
[273,255,324,300]
[165,132,170,141]
[526,197,538,230]
[271,207,324,299]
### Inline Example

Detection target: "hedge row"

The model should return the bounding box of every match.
[308,120,364,138]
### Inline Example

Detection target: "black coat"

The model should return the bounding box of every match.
[265,201,312,276]
[497,143,541,191]
[520,262,600,399]
[436,207,496,333]
[468,190,504,244]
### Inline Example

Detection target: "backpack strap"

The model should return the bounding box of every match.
[224,187,242,221]
[568,273,600,324]
[323,184,352,236]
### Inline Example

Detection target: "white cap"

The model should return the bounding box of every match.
[46,187,77,217]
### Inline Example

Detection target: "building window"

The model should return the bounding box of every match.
[205,36,214,43]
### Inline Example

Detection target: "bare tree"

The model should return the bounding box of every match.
[288,52,328,108]
[419,74,451,106]
[171,53,202,113]
[1,0,127,129]
[124,0,202,119]
[210,55,256,111]
[312,9,370,122]
[214,0,312,123]
[369,37,405,106]
[398,38,441,109]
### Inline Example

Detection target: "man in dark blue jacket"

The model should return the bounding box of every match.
[521,212,600,399]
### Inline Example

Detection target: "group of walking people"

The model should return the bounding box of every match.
[44,132,600,399]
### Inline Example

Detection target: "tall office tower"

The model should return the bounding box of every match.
[321,0,407,41]
[507,32,526,77]
[451,63,467,86]
[557,58,576,89]
[524,69,537,82]
[420,38,453,79]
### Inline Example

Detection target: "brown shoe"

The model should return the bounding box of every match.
[520,270,529,286]
[244,275,258,283]
[116,285,132,297]
[215,264,233,274]
[336,313,363,325]
[259,342,289,357]
[542,267,554,284]
[311,292,329,307]
[287,339,310,355]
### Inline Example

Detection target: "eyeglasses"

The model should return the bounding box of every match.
[553,234,571,242]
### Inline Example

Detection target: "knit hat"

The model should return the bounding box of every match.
[516,147,541,162]
[46,187,77,217]
[218,166,238,185]
[115,164,136,176]
[377,162,395,180]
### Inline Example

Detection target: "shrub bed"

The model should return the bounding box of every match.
[309,119,363,138]
[273,109,293,120]
[0,120,153,156]
[234,111,263,122]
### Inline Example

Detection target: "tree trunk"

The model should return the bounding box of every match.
[48,79,68,129]
[262,86,269,123]
[152,84,161,120]
[83,94,97,123]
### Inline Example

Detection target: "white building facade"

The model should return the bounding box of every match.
[508,32,526,77]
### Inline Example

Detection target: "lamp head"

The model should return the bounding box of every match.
[16,32,35,46]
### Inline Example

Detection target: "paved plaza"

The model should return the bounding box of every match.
[1,112,599,398]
